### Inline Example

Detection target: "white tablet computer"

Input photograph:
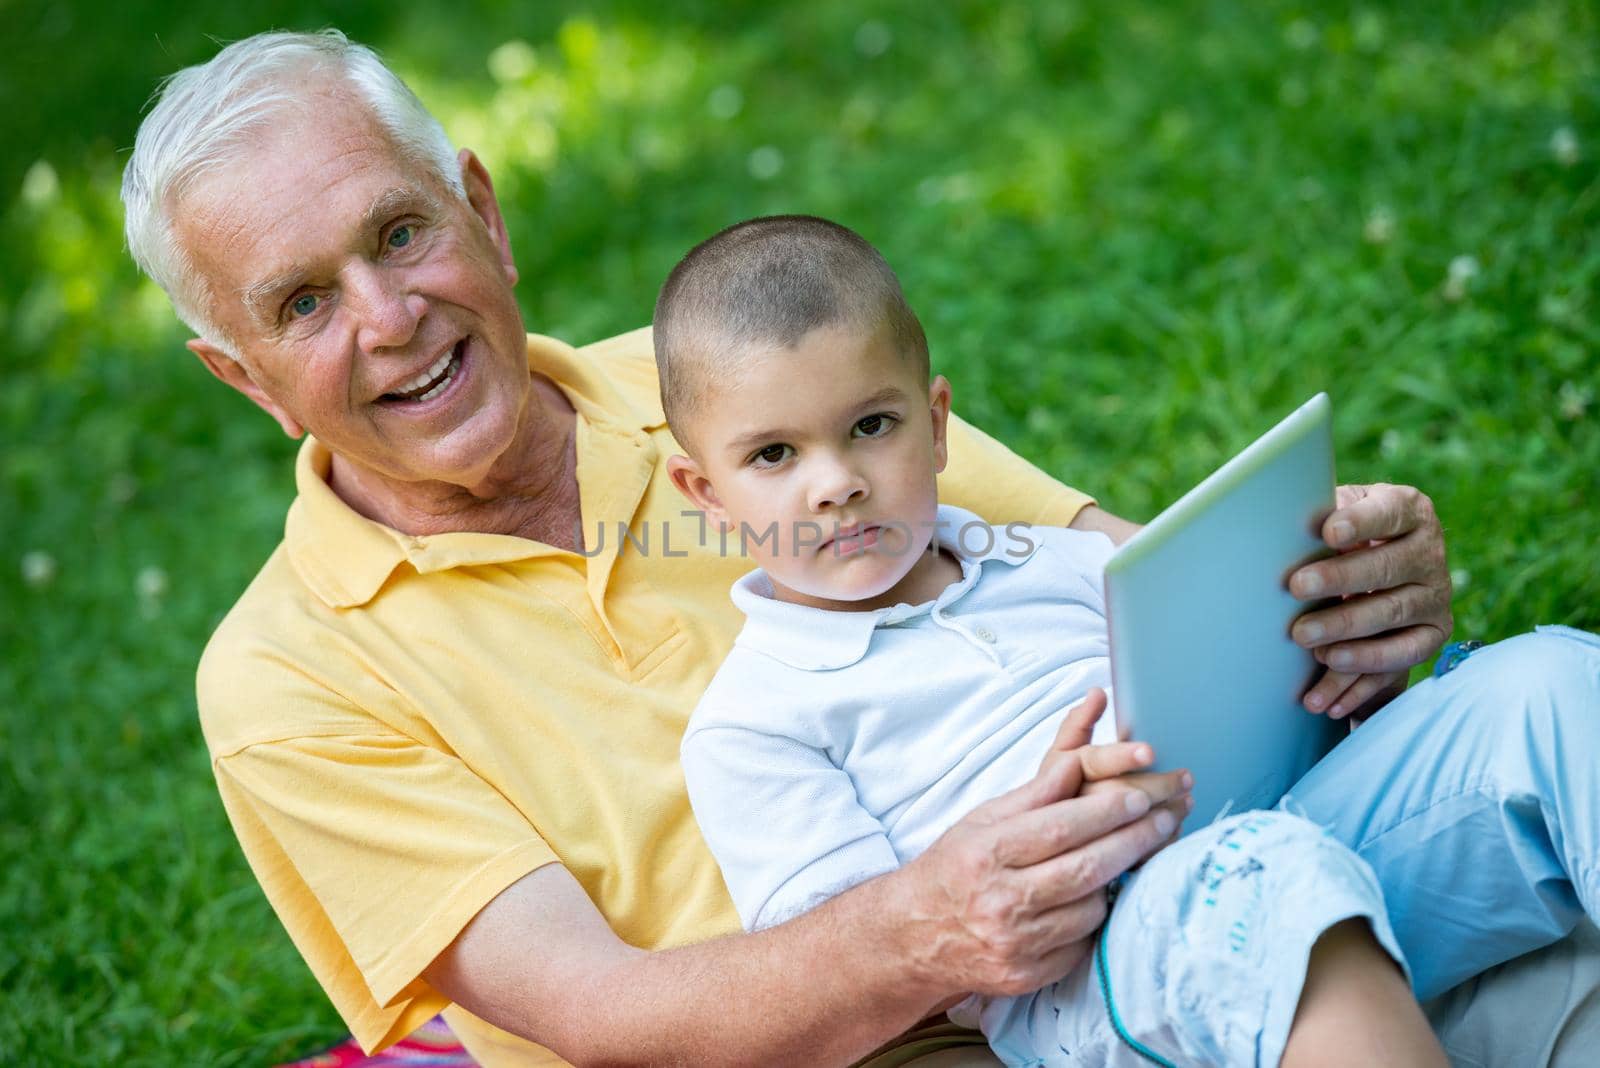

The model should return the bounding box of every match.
[1104,393,1344,833]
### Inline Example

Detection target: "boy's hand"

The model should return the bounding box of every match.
[1039,687,1193,851]
[1290,483,1454,718]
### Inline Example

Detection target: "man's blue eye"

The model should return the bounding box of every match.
[291,294,319,317]
[388,225,412,249]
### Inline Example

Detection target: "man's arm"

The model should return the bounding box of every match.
[1070,484,1453,718]
[1063,503,1142,545]
[424,750,1187,1068]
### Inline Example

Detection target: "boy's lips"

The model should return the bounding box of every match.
[823,524,881,556]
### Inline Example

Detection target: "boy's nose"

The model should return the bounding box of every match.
[808,457,869,512]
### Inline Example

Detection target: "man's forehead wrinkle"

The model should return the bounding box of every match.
[176,90,442,331]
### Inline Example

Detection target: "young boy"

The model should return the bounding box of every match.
[654,216,1447,1066]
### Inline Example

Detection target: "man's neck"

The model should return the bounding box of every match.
[327,373,584,551]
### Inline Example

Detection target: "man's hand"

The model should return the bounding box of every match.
[895,690,1190,1002]
[1289,484,1454,719]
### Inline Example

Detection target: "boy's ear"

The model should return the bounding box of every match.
[928,374,953,474]
[666,454,730,529]
[188,339,305,439]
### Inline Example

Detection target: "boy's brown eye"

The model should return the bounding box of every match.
[854,414,892,436]
[756,445,788,464]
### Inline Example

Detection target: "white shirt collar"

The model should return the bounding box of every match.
[729,505,1040,671]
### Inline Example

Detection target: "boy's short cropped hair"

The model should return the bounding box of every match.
[653,215,929,442]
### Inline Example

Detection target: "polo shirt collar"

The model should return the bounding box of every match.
[284,332,664,609]
[729,504,1039,671]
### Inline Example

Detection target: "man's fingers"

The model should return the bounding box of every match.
[1294,530,1411,600]
[1315,624,1447,675]
[1323,672,1398,720]
[1044,688,1108,759]
[1133,796,1192,864]
[1293,581,1446,646]
[986,747,1084,819]
[1302,666,1405,719]
[993,786,1163,868]
[1321,483,1433,549]
[1301,668,1360,713]
[1075,740,1155,783]
[1027,804,1182,902]
[1081,768,1191,809]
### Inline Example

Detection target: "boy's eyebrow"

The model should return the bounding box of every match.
[723,385,910,453]
[239,185,435,324]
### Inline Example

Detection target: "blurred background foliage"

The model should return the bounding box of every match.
[2,0,1596,1061]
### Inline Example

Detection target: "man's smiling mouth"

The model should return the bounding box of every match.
[382,340,464,403]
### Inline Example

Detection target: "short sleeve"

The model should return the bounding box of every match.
[681,724,901,932]
[213,731,558,1053]
[940,410,1094,529]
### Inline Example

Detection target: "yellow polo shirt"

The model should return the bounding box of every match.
[198,328,1094,1065]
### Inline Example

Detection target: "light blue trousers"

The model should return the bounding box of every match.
[1285,624,1600,1000]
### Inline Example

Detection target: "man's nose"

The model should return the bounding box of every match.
[347,266,425,353]
[807,454,869,512]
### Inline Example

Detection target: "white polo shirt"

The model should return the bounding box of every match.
[680,505,1118,932]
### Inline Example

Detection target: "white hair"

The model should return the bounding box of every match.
[121,29,464,352]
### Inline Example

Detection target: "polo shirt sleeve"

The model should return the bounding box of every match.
[681,722,901,933]
[209,715,558,1053]
[940,410,1095,529]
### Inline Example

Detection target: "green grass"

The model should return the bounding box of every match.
[3,1,1597,1061]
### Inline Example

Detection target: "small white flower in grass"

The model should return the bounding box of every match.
[707,85,744,121]
[136,565,168,600]
[107,473,138,505]
[1442,255,1479,302]
[1285,19,1318,50]
[1539,294,1571,322]
[747,146,784,181]
[1380,429,1403,459]
[1550,127,1579,168]
[1352,11,1387,53]
[1558,381,1591,421]
[21,550,57,588]
[21,161,59,207]
[917,173,976,205]
[487,40,538,85]
[1363,206,1395,245]
[1450,568,1471,591]
[855,21,893,58]
[137,565,169,620]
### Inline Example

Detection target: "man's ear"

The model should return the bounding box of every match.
[928,374,953,474]
[458,148,518,287]
[187,339,305,440]
[666,453,730,530]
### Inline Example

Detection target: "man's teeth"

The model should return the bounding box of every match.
[389,345,461,402]
[399,350,454,393]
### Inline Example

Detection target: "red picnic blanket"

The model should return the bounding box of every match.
[275,1015,477,1067]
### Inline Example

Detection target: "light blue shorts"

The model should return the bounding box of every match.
[964,624,1600,1065]
[965,811,1405,1066]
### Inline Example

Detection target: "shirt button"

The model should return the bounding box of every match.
[975,626,997,644]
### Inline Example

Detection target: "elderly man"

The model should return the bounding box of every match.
[124,30,1600,1068]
